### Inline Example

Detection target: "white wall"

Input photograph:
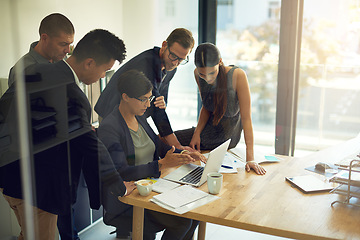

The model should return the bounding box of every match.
[0,0,17,79]
[0,0,164,79]
[0,0,161,238]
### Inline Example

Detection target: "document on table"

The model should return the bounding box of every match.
[202,151,243,173]
[151,185,219,214]
[228,146,281,164]
[151,178,181,193]
[153,185,208,208]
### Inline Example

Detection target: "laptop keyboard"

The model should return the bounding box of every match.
[179,166,204,184]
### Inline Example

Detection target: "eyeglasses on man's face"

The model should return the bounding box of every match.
[167,47,189,65]
[133,95,155,104]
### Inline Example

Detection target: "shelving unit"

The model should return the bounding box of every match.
[0,76,101,233]
[330,159,360,207]
[0,76,94,166]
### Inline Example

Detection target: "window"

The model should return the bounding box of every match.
[153,0,199,131]
[216,0,360,155]
[216,0,281,150]
[296,0,360,151]
[268,1,280,19]
[165,0,176,17]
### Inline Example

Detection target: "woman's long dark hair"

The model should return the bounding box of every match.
[195,43,227,126]
[117,69,153,98]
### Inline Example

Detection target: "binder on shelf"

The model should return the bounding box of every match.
[0,121,10,150]
[68,121,82,133]
[25,73,42,82]
[0,135,11,151]
[30,98,57,143]
[0,122,9,138]
[31,110,56,121]
[67,103,82,133]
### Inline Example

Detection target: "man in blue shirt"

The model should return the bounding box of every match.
[95,28,195,151]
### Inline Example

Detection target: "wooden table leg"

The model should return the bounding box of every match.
[132,206,144,240]
[197,221,206,240]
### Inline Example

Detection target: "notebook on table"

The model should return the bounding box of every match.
[163,139,231,187]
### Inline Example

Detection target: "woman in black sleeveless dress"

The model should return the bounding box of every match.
[175,43,266,175]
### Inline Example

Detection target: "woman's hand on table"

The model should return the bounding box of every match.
[245,161,266,175]
[189,133,201,152]
[124,181,136,196]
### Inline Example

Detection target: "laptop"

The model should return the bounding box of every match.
[163,139,231,187]
[285,175,334,193]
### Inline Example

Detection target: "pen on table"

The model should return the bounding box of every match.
[221,165,233,169]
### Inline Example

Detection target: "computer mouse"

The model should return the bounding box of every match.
[315,162,331,172]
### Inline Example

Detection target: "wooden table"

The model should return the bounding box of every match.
[119,155,360,240]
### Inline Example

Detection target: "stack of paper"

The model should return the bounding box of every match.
[329,170,360,187]
[151,185,219,214]
[335,157,360,172]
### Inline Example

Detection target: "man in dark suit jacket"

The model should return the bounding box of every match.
[0,29,135,240]
[95,28,195,151]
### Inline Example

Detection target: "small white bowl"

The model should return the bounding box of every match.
[135,179,154,196]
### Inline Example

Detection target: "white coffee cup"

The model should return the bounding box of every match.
[135,179,153,196]
[207,172,223,195]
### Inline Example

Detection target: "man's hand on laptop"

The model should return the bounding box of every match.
[182,151,207,163]
[180,145,198,152]
[158,146,195,170]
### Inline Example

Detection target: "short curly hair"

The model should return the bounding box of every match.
[72,29,126,65]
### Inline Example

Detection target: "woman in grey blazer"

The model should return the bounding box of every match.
[97,69,204,240]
